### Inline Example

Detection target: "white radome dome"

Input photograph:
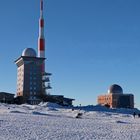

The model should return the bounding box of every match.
[108,84,123,94]
[22,48,36,57]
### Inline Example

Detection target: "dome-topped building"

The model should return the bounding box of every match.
[97,84,134,109]
[14,0,75,106]
[108,84,123,94]
[15,47,46,104]
[22,48,37,57]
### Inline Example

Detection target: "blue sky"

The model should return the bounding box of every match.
[0,0,140,107]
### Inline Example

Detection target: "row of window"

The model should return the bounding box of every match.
[30,91,37,95]
[17,87,23,92]
[29,96,37,100]
[30,86,37,90]
[30,76,37,80]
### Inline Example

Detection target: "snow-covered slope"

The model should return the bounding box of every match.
[0,103,140,140]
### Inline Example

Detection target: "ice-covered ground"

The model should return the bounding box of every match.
[0,103,140,140]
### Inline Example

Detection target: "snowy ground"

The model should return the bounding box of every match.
[0,103,140,140]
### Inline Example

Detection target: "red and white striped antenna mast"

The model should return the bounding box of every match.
[38,0,52,93]
[38,0,45,72]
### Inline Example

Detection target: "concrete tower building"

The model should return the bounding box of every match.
[15,0,74,106]
[15,48,45,104]
[15,0,52,104]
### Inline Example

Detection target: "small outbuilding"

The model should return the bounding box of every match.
[41,94,75,106]
[0,92,14,104]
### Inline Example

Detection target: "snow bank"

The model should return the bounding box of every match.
[39,102,62,108]
[74,105,140,115]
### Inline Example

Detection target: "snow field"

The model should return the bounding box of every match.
[0,103,140,140]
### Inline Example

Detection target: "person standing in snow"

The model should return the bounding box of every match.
[133,112,136,118]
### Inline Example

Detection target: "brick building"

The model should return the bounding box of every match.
[97,84,134,108]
